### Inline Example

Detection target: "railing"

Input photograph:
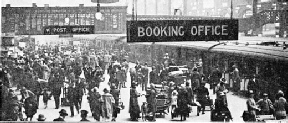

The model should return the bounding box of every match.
[126,15,230,21]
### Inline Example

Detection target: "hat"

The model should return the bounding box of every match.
[37,114,46,121]
[232,65,237,68]
[59,109,68,116]
[263,93,268,96]
[80,110,88,116]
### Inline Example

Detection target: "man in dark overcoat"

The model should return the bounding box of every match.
[51,73,62,109]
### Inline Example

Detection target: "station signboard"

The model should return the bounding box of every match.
[44,26,94,35]
[127,19,238,42]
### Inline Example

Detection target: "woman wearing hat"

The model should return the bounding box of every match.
[256,93,273,115]
[273,91,287,120]
[129,82,141,121]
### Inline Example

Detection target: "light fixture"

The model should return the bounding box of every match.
[95,12,103,20]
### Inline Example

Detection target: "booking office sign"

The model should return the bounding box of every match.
[127,19,238,42]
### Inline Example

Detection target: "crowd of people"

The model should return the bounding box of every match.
[1,44,287,122]
[0,46,129,121]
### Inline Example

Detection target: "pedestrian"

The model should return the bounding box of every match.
[185,82,194,105]
[30,75,41,108]
[190,67,202,91]
[20,87,35,103]
[110,84,120,121]
[75,78,85,109]
[37,114,46,121]
[231,65,240,95]
[129,82,141,121]
[209,66,222,93]
[80,110,90,122]
[248,75,259,100]
[101,88,115,122]
[146,84,157,122]
[24,96,38,121]
[42,88,49,109]
[88,87,102,121]
[109,72,119,88]
[129,67,137,85]
[141,62,149,91]
[149,66,158,84]
[4,92,23,121]
[257,93,274,115]
[177,86,189,121]
[53,109,68,121]
[68,82,79,117]
[195,82,209,116]
[171,90,178,116]
[51,73,62,109]
[246,90,260,121]
[215,82,226,99]
[273,91,287,120]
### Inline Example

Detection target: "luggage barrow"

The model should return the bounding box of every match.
[171,106,190,121]
[155,97,169,117]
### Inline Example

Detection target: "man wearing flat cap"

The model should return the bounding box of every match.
[53,109,68,121]
[246,90,260,121]
[257,93,273,115]
[80,110,89,121]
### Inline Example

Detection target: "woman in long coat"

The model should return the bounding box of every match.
[89,87,102,121]
[101,88,115,122]
[24,96,38,121]
[129,83,141,121]
[177,86,189,121]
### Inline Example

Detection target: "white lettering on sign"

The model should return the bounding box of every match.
[222,25,228,35]
[72,28,90,32]
[137,26,185,37]
[138,27,145,37]
[190,25,228,36]
[53,28,67,33]
[215,25,221,35]
[191,26,197,35]
[146,27,153,36]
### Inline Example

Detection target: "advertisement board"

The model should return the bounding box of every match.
[127,19,238,42]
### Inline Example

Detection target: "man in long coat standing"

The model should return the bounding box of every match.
[88,87,102,121]
[101,88,115,122]
[51,73,62,109]
[110,84,120,121]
